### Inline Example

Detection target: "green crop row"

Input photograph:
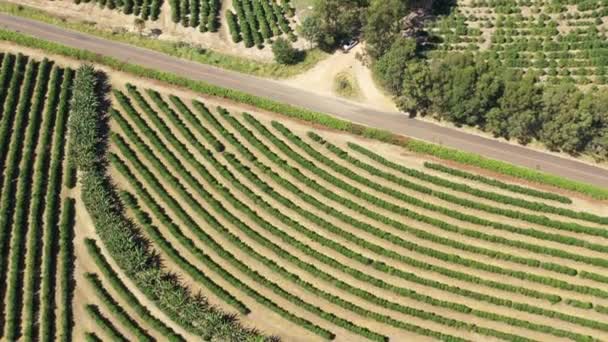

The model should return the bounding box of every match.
[0,53,14,108]
[85,332,103,342]
[260,118,585,297]
[344,141,608,261]
[119,86,385,340]
[221,108,561,304]
[85,304,129,342]
[348,143,607,226]
[154,93,528,341]
[232,0,254,47]
[0,53,27,188]
[74,0,160,21]
[170,101,596,340]
[2,58,43,341]
[274,123,608,299]
[226,10,242,43]
[108,132,249,314]
[114,88,338,339]
[39,67,74,342]
[215,108,608,335]
[423,162,571,203]
[22,64,62,341]
[57,198,76,342]
[4,58,50,341]
[83,232,184,341]
[114,89,467,342]
[85,272,154,341]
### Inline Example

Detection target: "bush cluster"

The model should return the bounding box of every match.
[72,0,161,21]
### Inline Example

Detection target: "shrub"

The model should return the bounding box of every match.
[272,37,299,64]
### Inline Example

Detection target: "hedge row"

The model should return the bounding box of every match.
[85,272,154,341]
[345,142,608,261]
[85,304,129,342]
[218,109,608,334]
[120,87,389,340]
[423,162,572,203]
[83,234,184,341]
[274,124,608,299]
[2,58,43,341]
[21,64,62,341]
[0,53,14,108]
[347,144,607,226]
[74,0,161,21]
[57,198,76,342]
[223,109,561,305]
[154,94,526,341]
[2,29,605,200]
[39,67,74,342]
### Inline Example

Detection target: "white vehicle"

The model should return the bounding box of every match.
[341,39,359,53]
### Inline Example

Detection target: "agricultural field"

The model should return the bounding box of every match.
[426,0,608,86]
[2,49,608,341]
[17,0,298,50]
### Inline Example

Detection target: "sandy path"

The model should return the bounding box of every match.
[282,44,397,111]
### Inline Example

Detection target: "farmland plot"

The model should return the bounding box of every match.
[105,82,608,341]
[2,49,608,342]
[426,0,608,86]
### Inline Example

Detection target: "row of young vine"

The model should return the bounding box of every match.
[74,0,162,21]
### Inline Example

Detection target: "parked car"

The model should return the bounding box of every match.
[341,38,359,53]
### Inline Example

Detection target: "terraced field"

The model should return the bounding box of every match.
[426,0,608,86]
[2,50,608,341]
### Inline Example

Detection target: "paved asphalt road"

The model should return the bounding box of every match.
[2,13,608,188]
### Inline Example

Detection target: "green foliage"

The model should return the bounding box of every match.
[373,37,417,94]
[363,0,412,59]
[68,64,100,172]
[423,162,572,204]
[303,0,367,50]
[85,304,129,342]
[85,273,154,341]
[226,10,242,43]
[272,37,300,64]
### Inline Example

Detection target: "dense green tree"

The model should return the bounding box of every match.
[486,75,542,144]
[303,0,368,51]
[272,38,300,65]
[373,37,417,94]
[363,0,411,59]
[396,60,432,116]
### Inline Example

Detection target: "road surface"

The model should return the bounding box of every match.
[2,13,607,188]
